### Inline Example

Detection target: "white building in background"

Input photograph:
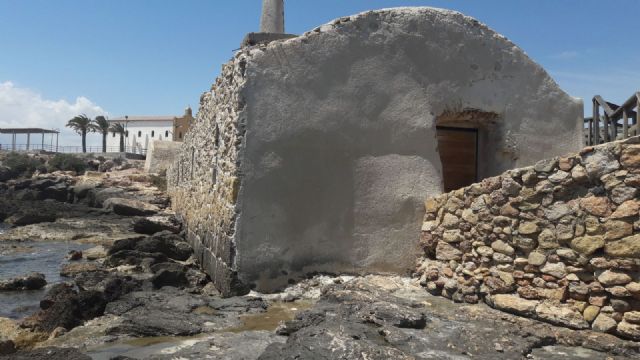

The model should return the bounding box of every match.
[107,107,194,154]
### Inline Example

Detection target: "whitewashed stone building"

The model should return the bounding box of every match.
[168,5,583,295]
[108,107,194,154]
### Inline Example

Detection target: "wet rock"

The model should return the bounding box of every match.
[103,198,159,216]
[1,347,91,360]
[66,250,82,261]
[83,245,107,260]
[0,272,46,291]
[23,285,107,333]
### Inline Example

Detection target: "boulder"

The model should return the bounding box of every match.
[151,269,189,289]
[103,198,159,216]
[610,200,640,219]
[534,303,589,329]
[6,212,56,226]
[132,215,181,235]
[0,272,46,291]
[491,294,538,316]
[88,187,127,208]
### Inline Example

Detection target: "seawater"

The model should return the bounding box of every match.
[0,224,91,319]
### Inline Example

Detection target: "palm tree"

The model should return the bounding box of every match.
[109,123,126,152]
[66,114,92,153]
[90,116,110,153]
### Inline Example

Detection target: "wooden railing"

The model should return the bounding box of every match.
[585,93,640,145]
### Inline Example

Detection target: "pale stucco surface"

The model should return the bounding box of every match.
[234,7,583,291]
[169,7,584,294]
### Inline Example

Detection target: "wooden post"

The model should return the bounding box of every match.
[623,109,629,138]
[594,101,600,144]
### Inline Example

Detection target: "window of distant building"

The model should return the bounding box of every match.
[151,130,155,138]
[179,132,183,139]
[138,131,142,137]
[165,130,169,138]
[125,131,129,138]
[112,132,116,138]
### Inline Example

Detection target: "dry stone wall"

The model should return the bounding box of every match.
[416,137,640,340]
[167,52,249,296]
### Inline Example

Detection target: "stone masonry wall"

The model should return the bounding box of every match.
[167,51,249,296]
[416,137,640,340]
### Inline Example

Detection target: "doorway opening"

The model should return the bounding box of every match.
[436,126,478,192]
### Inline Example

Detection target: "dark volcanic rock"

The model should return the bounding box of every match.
[1,347,90,360]
[103,197,159,216]
[105,250,168,267]
[23,284,106,333]
[6,212,56,226]
[0,272,46,291]
[133,215,181,235]
[0,340,15,356]
[152,269,189,289]
[108,231,192,261]
[88,187,127,208]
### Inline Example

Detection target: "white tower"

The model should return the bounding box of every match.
[260,0,284,33]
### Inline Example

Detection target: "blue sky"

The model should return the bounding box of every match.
[1,0,639,146]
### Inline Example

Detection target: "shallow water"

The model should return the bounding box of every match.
[0,224,91,319]
[86,300,314,360]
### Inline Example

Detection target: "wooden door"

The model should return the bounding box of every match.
[436,127,478,192]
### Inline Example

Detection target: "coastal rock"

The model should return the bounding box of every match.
[132,215,181,235]
[0,273,46,291]
[103,198,159,216]
[1,347,90,360]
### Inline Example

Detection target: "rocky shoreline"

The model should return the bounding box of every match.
[0,153,639,359]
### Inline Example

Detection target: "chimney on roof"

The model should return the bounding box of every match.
[260,0,284,33]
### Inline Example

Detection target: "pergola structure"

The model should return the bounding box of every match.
[0,128,59,152]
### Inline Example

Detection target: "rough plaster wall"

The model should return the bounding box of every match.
[235,7,583,291]
[167,53,248,295]
[144,140,182,174]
